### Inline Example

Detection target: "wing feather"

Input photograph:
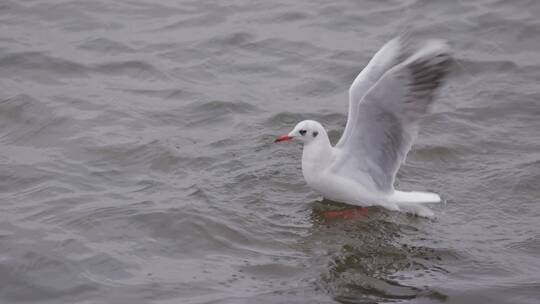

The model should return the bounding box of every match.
[335,36,411,148]
[331,40,451,192]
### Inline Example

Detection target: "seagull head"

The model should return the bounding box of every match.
[274,120,326,144]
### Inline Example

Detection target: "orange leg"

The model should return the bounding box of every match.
[323,207,368,219]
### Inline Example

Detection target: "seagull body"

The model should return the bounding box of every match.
[275,37,451,217]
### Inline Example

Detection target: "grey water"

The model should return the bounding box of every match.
[1,0,540,303]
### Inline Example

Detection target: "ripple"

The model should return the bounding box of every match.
[0,223,100,302]
[177,100,260,127]
[78,38,135,54]
[92,60,166,80]
[262,11,310,23]
[83,139,187,175]
[111,87,196,101]
[205,32,256,48]
[0,52,88,81]
[0,94,71,145]
[0,52,166,81]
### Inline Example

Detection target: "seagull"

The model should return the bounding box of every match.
[274,37,451,217]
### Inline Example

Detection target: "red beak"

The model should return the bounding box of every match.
[274,135,293,143]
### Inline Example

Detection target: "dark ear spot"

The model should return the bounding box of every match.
[312,131,318,138]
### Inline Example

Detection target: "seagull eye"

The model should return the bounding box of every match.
[299,129,307,136]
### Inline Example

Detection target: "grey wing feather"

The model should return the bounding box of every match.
[336,36,413,148]
[331,40,452,192]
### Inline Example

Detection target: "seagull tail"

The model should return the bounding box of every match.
[392,190,441,204]
[390,190,441,217]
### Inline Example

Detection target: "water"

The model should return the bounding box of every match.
[1,0,540,303]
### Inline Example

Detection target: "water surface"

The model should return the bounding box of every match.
[1,0,540,303]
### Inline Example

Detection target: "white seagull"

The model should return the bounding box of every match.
[275,37,451,217]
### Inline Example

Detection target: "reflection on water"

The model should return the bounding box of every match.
[307,200,448,302]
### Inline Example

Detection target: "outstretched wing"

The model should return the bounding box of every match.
[331,40,451,192]
[336,36,411,148]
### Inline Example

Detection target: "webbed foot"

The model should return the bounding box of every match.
[323,207,368,219]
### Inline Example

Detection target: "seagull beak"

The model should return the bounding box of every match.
[274,135,294,143]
